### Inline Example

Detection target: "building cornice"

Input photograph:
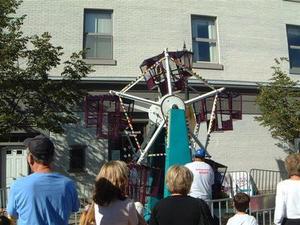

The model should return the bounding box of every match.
[49,76,300,90]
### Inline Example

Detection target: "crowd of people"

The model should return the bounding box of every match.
[0,134,299,225]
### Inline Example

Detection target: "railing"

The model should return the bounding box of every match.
[251,208,274,225]
[70,210,83,225]
[207,198,233,225]
[0,187,9,209]
[250,169,286,194]
[249,193,275,225]
[227,170,253,196]
[206,193,276,225]
[226,169,284,197]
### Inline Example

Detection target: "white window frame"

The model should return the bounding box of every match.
[286,24,300,74]
[83,9,116,65]
[191,15,223,70]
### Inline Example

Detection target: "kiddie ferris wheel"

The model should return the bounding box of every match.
[108,48,236,167]
[83,47,243,201]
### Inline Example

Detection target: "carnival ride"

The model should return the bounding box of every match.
[84,48,242,205]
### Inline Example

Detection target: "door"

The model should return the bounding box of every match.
[1,146,28,188]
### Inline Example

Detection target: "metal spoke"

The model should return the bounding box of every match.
[110,90,160,106]
[137,121,165,164]
[164,49,173,96]
[184,87,225,105]
[205,94,218,149]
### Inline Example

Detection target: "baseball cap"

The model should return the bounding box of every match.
[194,148,206,158]
[24,135,54,162]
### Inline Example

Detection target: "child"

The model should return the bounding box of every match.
[226,192,258,225]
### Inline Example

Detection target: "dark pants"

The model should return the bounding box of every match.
[282,218,300,225]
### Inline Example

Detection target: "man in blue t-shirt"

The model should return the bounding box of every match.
[7,135,80,225]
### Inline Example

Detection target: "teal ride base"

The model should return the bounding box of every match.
[163,108,192,197]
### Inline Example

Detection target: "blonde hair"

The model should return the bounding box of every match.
[285,153,300,177]
[166,165,193,195]
[96,160,129,188]
[93,160,129,205]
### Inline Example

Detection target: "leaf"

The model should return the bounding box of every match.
[0,0,93,135]
[255,58,300,145]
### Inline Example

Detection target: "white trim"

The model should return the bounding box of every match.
[216,16,221,66]
[193,62,223,70]
[83,59,116,65]
[290,67,300,74]
[290,45,300,50]
[194,37,217,43]
[0,142,25,146]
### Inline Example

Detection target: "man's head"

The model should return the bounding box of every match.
[193,148,206,160]
[233,192,250,212]
[24,135,54,165]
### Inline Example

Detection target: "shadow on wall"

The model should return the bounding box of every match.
[276,158,288,180]
[275,142,297,154]
[275,140,299,180]
[51,112,108,199]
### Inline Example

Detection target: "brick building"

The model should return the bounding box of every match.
[1,0,300,195]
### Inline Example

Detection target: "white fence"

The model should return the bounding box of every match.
[224,169,285,197]
[206,193,275,225]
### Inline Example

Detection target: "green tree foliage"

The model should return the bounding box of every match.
[256,58,300,145]
[0,0,93,135]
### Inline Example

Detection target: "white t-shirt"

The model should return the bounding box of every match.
[226,214,258,225]
[94,198,138,225]
[274,179,300,225]
[185,161,214,200]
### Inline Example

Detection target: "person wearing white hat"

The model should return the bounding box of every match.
[185,148,214,201]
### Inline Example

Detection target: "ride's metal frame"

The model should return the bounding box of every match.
[109,49,225,165]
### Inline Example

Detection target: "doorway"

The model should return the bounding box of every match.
[1,146,29,188]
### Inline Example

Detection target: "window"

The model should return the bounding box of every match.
[191,16,218,62]
[84,10,113,61]
[286,25,300,74]
[69,145,86,172]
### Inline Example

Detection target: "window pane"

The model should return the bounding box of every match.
[85,12,98,33]
[196,21,209,38]
[194,42,210,62]
[96,37,112,59]
[192,16,218,63]
[289,48,300,68]
[70,147,85,170]
[85,11,112,34]
[97,14,112,34]
[192,17,216,39]
[85,35,112,59]
[192,41,217,62]
[287,26,300,46]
